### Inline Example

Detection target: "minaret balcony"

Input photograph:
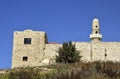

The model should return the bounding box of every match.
[90,34,102,38]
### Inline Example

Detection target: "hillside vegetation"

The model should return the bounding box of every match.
[0,61,120,79]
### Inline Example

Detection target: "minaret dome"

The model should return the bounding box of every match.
[93,18,99,22]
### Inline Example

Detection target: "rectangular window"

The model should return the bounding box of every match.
[23,56,28,61]
[24,38,31,44]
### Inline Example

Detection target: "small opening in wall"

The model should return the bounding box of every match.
[23,56,28,61]
[95,31,98,34]
[105,53,107,57]
[24,38,31,44]
[96,26,98,28]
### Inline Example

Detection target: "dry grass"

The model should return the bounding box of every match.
[0,61,120,79]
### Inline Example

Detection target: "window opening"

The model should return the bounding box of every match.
[95,31,98,34]
[23,56,28,61]
[24,38,31,44]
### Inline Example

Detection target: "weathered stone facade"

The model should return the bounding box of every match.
[12,18,120,68]
[74,42,120,62]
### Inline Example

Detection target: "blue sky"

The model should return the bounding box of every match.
[0,0,120,69]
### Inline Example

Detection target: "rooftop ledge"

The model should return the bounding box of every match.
[90,34,102,38]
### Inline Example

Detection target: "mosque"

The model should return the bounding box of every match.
[12,18,120,68]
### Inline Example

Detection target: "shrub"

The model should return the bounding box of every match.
[1,61,120,79]
[56,41,81,63]
[8,67,40,79]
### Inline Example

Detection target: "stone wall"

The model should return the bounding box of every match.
[40,44,60,65]
[12,29,120,68]
[92,42,120,62]
[74,42,91,62]
[12,30,46,68]
[74,42,120,62]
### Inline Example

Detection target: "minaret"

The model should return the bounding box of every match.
[90,18,102,42]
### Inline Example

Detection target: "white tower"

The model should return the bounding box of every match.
[90,18,102,42]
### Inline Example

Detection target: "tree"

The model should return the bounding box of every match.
[56,41,81,63]
[45,33,48,44]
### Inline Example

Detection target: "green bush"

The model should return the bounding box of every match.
[56,41,81,63]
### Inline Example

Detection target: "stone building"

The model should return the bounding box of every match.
[12,18,120,68]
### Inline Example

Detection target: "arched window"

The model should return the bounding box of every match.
[96,26,98,28]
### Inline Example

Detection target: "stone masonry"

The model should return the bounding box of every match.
[12,18,120,68]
